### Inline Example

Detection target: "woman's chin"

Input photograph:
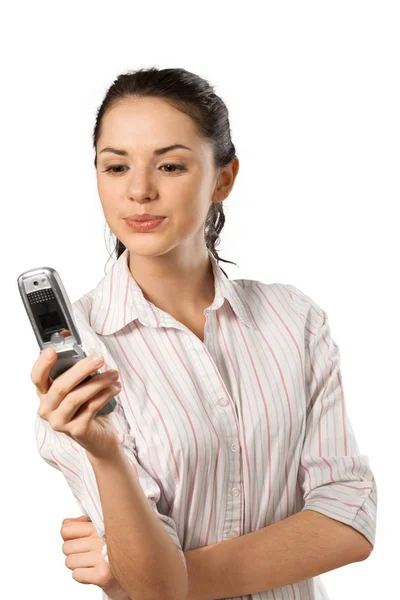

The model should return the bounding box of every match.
[123,237,174,258]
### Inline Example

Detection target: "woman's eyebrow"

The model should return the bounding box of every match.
[99,144,193,156]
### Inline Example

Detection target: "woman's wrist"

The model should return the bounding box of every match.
[85,436,122,466]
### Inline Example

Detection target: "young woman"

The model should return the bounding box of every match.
[32,67,377,600]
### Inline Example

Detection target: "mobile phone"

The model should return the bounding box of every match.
[17,266,117,416]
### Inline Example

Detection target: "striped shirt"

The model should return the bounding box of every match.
[35,247,377,600]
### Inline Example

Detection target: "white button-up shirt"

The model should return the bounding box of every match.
[35,248,377,600]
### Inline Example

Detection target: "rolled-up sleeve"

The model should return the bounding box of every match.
[35,401,186,568]
[298,305,377,550]
[34,303,186,571]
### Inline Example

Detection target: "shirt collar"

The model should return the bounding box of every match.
[90,248,256,335]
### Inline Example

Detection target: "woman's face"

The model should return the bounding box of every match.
[96,96,231,259]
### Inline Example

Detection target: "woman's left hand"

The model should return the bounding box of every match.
[61,515,195,600]
[60,515,130,599]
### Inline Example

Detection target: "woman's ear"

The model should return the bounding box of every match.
[213,157,239,202]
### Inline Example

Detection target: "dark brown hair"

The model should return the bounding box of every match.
[92,67,239,277]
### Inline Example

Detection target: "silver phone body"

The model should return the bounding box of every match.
[17,266,117,417]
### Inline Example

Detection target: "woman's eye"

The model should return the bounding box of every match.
[102,163,187,176]
[103,165,127,174]
[160,163,187,175]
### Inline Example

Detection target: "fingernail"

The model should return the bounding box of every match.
[42,348,54,360]
[89,353,103,364]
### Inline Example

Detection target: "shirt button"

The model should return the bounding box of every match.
[231,487,240,497]
[219,398,229,406]
[229,530,239,538]
[230,443,237,452]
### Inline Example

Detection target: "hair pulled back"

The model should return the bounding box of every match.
[92,67,239,276]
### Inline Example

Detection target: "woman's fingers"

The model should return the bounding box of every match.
[60,519,97,541]
[32,348,121,456]
[62,536,95,556]
[65,549,101,570]
[44,353,105,403]
[30,347,58,394]
[47,370,118,423]
[31,350,105,399]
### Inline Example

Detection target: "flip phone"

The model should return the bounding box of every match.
[17,266,117,416]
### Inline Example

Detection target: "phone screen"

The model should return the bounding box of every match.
[31,287,69,343]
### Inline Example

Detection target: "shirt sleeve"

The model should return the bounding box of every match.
[35,402,186,568]
[293,289,378,551]
[34,302,186,570]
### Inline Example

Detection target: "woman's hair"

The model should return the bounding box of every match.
[92,67,239,277]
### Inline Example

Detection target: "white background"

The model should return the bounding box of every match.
[2,1,397,598]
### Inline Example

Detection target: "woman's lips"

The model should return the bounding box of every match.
[124,217,166,231]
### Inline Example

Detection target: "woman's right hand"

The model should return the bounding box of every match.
[31,348,122,459]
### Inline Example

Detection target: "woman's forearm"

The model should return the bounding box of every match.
[86,443,188,600]
[183,510,370,600]
[103,581,132,600]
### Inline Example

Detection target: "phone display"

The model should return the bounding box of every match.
[17,266,117,416]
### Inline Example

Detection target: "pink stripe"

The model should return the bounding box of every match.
[34,257,376,600]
